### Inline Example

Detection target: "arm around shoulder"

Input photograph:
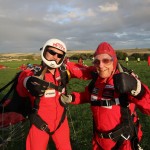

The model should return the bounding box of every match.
[66,61,94,79]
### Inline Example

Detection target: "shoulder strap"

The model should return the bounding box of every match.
[59,63,69,85]
[114,64,139,149]
[88,71,98,93]
[117,63,132,74]
[0,72,22,104]
[58,64,69,94]
[0,71,21,93]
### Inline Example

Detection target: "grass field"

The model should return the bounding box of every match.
[0,59,150,150]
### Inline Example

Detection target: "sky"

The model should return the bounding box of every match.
[0,0,150,53]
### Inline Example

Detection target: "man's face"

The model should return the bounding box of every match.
[93,54,114,79]
[45,47,64,64]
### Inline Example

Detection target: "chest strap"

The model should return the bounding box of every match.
[91,98,120,107]
[48,82,64,92]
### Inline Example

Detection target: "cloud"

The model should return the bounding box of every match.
[0,0,150,53]
[99,2,118,12]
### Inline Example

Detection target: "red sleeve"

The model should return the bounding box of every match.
[71,86,91,104]
[16,70,34,97]
[129,84,150,115]
[66,61,96,80]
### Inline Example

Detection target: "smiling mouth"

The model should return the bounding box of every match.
[97,68,108,72]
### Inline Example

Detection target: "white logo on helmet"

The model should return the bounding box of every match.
[52,43,65,51]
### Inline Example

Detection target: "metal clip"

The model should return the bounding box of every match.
[121,134,130,140]
[99,133,103,138]
[41,124,48,131]
[108,132,113,140]
[98,133,103,138]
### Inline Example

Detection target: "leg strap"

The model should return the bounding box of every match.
[29,107,67,135]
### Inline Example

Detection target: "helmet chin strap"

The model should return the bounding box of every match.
[44,60,61,69]
[41,49,65,68]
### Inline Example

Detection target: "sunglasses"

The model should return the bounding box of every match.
[47,49,64,58]
[93,58,113,65]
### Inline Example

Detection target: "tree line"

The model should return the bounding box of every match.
[69,52,150,61]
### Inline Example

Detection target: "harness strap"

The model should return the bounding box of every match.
[29,64,69,135]
[29,106,67,135]
[0,78,16,92]
[48,82,64,92]
[91,98,119,106]
[0,72,21,104]
[92,107,139,148]
[41,64,68,92]
[96,124,133,141]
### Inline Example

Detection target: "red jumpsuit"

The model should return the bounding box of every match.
[148,56,150,66]
[16,62,92,150]
[71,70,150,150]
[78,58,84,66]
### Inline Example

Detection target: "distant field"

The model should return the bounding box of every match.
[67,48,150,56]
[0,48,150,58]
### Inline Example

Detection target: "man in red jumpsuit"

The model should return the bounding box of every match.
[16,38,92,150]
[61,42,150,150]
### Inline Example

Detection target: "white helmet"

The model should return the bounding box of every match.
[41,38,67,68]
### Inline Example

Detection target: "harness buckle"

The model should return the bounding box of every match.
[121,134,130,140]
[106,100,109,106]
[97,132,104,138]
[108,132,114,140]
[40,124,48,131]
[99,133,103,138]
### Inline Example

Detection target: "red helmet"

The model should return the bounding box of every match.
[94,42,118,69]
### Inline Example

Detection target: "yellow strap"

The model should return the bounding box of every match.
[66,70,71,80]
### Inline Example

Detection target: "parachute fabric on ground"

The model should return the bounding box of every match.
[0,120,29,150]
[0,65,40,149]
[0,71,32,126]
[0,64,41,126]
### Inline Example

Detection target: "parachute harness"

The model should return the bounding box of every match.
[88,63,143,150]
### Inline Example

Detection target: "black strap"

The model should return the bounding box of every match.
[88,72,98,93]
[96,125,131,142]
[30,106,67,135]
[37,64,68,92]
[0,78,16,92]
[91,99,118,106]
[59,64,69,86]
[0,72,21,104]
[48,82,64,92]
[0,82,16,104]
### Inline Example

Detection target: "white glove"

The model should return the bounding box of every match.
[60,94,73,105]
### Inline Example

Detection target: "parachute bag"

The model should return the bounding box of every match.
[0,72,32,128]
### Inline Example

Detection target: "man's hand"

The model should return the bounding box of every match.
[25,76,49,97]
[113,72,140,95]
[60,94,73,105]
